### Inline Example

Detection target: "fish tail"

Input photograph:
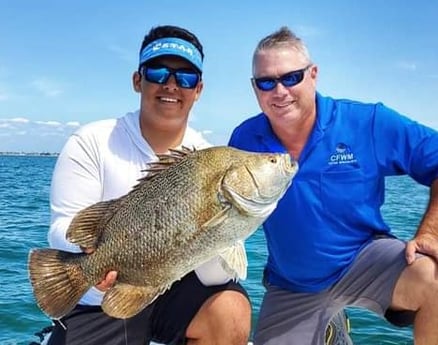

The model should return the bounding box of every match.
[28,248,90,319]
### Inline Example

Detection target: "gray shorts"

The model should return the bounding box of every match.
[254,237,411,345]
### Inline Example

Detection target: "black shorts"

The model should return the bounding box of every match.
[47,271,249,345]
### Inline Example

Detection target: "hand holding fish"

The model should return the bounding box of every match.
[96,271,117,291]
[82,246,117,291]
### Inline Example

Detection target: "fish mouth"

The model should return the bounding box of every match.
[220,153,299,218]
[248,155,298,201]
[244,166,273,203]
[282,154,299,175]
[243,165,292,203]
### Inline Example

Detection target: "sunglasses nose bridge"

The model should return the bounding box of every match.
[272,78,291,92]
[163,72,179,88]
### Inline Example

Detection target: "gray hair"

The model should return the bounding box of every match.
[252,26,311,68]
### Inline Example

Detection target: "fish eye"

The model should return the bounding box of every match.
[270,157,277,163]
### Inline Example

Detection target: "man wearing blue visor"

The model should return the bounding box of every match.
[42,25,251,345]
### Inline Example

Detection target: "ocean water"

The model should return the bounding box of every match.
[0,155,428,345]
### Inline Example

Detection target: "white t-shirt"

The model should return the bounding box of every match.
[48,110,245,305]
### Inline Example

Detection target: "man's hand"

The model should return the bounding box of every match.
[406,179,438,264]
[96,271,117,291]
[81,246,117,291]
[405,233,438,264]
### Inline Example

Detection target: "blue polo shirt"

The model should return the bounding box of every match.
[228,93,438,293]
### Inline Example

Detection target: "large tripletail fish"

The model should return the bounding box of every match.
[28,146,298,319]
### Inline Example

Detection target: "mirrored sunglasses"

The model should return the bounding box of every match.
[141,66,200,89]
[253,65,312,92]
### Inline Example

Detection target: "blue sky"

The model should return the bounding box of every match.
[0,0,437,152]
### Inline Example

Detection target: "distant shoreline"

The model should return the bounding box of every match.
[0,152,59,157]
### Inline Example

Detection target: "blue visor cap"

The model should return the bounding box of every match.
[139,37,203,73]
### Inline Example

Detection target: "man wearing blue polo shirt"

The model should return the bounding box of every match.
[229,26,438,345]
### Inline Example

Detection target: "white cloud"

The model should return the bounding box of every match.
[35,120,62,126]
[1,117,29,123]
[66,121,81,127]
[0,117,81,152]
[30,78,63,97]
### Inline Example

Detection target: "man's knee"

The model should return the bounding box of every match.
[415,257,438,303]
[208,291,251,334]
[392,256,438,311]
[186,290,251,343]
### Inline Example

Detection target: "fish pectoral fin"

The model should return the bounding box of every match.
[201,205,231,229]
[66,199,118,248]
[218,240,248,280]
[101,282,162,319]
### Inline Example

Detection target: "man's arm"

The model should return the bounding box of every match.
[406,178,438,264]
[49,132,117,291]
[49,134,102,251]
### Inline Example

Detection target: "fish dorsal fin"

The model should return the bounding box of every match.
[219,241,248,280]
[102,282,165,319]
[136,146,196,184]
[66,199,118,249]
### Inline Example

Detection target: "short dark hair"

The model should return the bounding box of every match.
[139,25,204,68]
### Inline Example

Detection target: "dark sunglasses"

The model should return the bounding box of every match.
[141,65,201,89]
[253,65,312,92]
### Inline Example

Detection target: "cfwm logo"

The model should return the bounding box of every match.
[328,143,357,165]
